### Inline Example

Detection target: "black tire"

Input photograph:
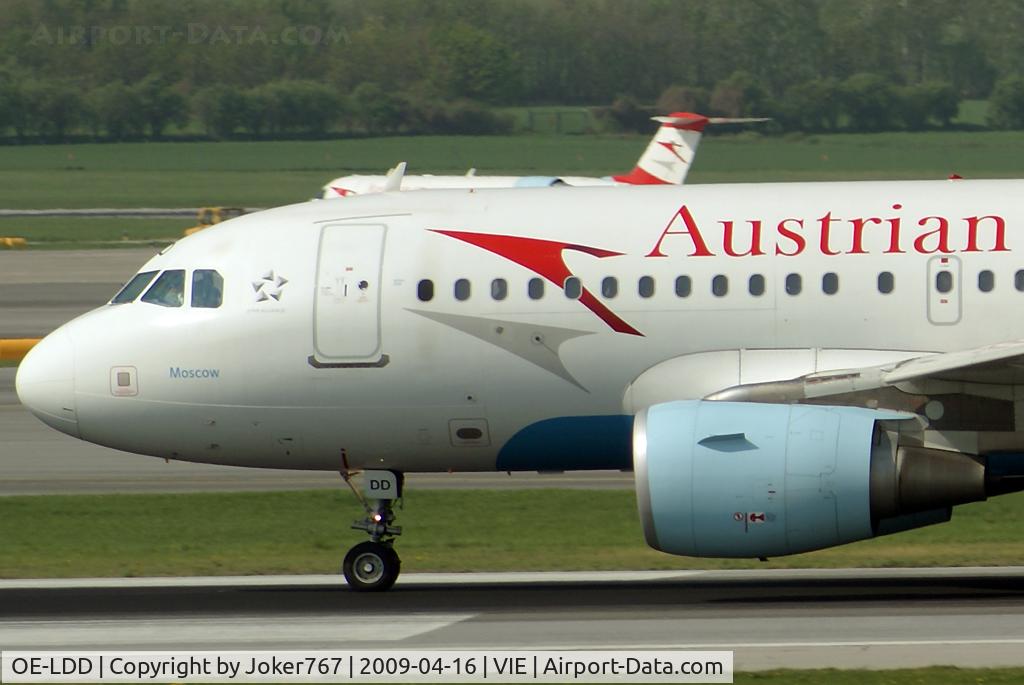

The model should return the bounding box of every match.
[343,541,400,592]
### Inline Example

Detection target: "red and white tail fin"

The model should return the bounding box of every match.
[613,112,770,185]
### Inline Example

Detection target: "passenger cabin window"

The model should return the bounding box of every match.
[111,270,158,304]
[564,276,582,299]
[601,276,618,298]
[748,274,765,297]
[1016,270,1024,292]
[141,270,185,307]
[528,277,545,300]
[979,270,995,293]
[191,269,223,308]
[712,275,728,297]
[936,271,953,293]
[491,278,508,300]
[878,271,895,294]
[822,272,839,295]
[454,278,471,301]
[638,276,655,298]
[675,275,691,297]
[417,279,434,302]
[785,273,802,296]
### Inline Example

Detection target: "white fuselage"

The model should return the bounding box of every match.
[17,180,1024,473]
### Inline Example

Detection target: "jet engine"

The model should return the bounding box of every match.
[634,400,1021,558]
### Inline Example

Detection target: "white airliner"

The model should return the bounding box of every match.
[17,180,1024,591]
[318,112,766,197]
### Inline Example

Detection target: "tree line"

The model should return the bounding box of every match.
[0,75,514,141]
[4,0,1024,141]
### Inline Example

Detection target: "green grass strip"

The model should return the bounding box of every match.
[737,667,1024,683]
[2,489,1023,578]
[3,132,1024,210]
[0,216,184,247]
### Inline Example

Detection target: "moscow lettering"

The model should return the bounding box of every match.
[645,204,1009,258]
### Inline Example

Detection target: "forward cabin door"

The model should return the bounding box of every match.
[313,224,386,365]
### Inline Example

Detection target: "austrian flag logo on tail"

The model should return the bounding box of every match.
[431,229,643,336]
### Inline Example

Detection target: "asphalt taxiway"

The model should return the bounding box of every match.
[0,248,154,338]
[2,568,1023,671]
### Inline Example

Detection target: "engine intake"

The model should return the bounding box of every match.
[635,401,1022,558]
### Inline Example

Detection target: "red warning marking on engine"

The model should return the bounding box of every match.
[733,512,745,522]
[748,512,766,523]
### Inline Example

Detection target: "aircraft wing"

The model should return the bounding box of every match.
[881,340,1024,385]
[700,340,1024,406]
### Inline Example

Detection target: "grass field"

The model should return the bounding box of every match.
[956,99,990,127]
[2,488,1023,578]
[738,668,1024,683]
[0,136,639,209]
[0,216,186,247]
[1,131,1023,246]
[499,105,597,134]
[2,131,1024,212]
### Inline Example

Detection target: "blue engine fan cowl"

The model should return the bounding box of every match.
[634,401,914,558]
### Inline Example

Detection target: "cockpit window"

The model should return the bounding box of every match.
[110,271,158,304]
[141,269,186,307]
[191,269,224,308]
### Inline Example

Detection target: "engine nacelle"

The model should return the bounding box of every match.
[634,401,993,558]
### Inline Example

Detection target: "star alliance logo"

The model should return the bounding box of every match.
[253,270,288,302]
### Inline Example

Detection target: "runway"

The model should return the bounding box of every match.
[2,568,1023,671]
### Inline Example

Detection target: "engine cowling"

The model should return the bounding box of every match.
[634,401,996,558]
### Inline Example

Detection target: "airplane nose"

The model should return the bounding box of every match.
[16,327,79,439]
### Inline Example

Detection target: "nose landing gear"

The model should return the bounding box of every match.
[343,540,400,591]
[341,469,403,592]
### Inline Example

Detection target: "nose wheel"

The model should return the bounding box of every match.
[340,468,404,592]
[343,541,400,592]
